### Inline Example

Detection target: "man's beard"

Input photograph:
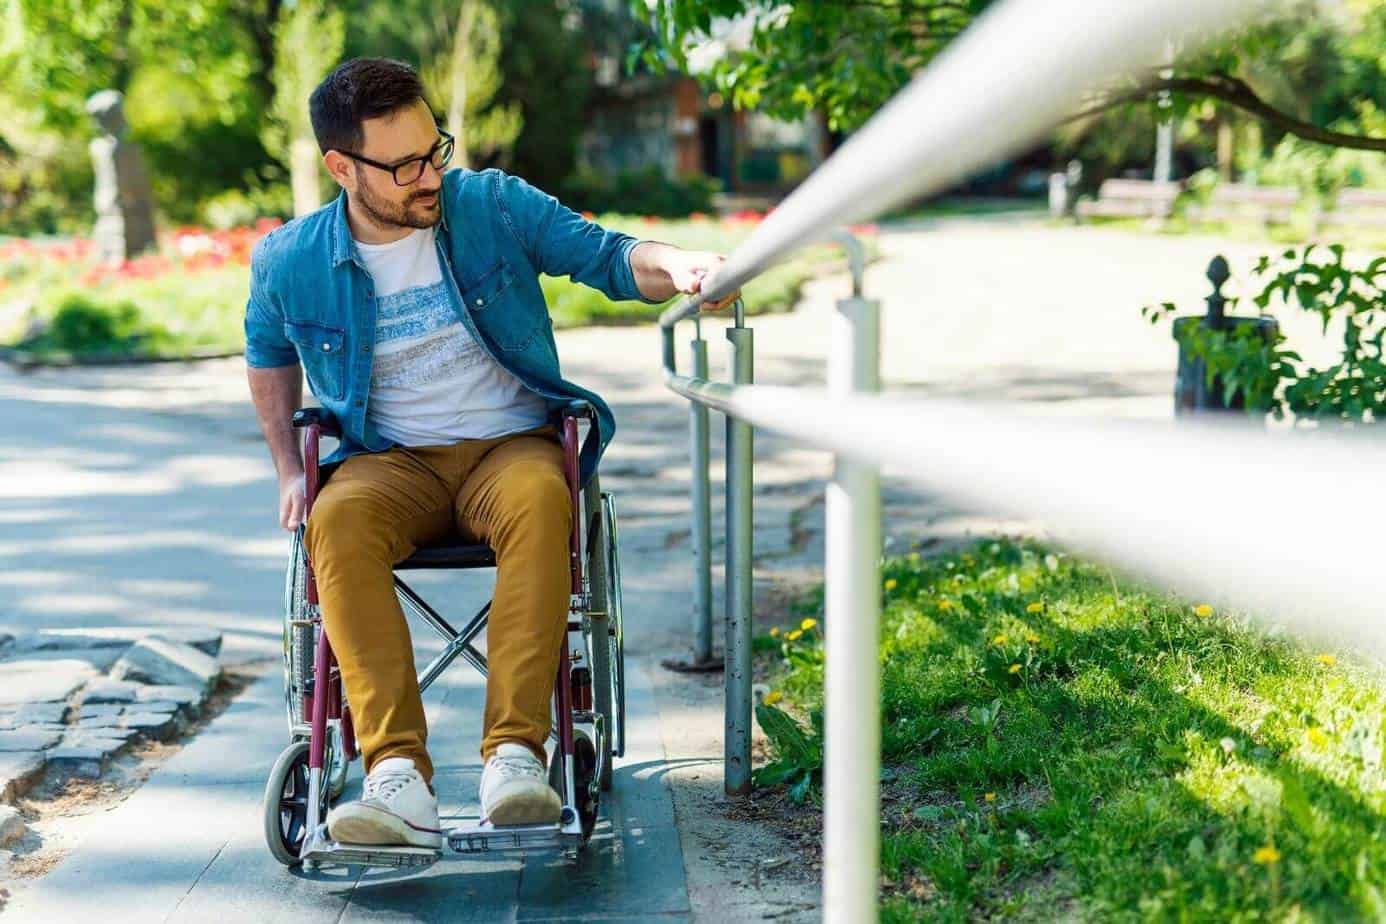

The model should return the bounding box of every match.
[354,166,441,230]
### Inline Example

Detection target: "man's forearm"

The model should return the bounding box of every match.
[628,240,681,302]
[247,364,305,479]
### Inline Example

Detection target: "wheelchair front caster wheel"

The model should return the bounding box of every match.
[263,740,327,867]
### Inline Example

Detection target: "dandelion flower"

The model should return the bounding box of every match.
[800,618,818,632]
[1306,727,1329,747]
[763,690,783,706]
[1316,653,1337,667]
[984,792,996,803]
[884,578,898,591]
[769,626,780,637]
[1252,844,1281,865]
[1193,604,1214,618]
[1024,632,1040,644]
[937,599,954,611]
[1008,663,1022,675]
[786,629,803,641]
[992,634,1008,646]
[1026,602,1044,614]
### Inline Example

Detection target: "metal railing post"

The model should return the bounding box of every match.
[690,321,714,665]
[724,299,754,795]
[824,234,881,922]
[662,319,721,675]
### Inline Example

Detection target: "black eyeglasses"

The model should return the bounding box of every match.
[339,131,455,186]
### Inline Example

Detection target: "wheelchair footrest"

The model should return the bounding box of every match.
[446,817,582,854]
[300,824,441,869]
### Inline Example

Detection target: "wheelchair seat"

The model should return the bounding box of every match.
[396,539,497,571]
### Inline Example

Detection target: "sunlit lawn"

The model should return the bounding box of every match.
[758,538,1386,921]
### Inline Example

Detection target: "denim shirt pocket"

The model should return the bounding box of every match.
[464,258,543,351]
[283,319,347,400]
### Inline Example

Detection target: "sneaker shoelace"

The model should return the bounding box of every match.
[490,753,542,783]
[364,768,417,803]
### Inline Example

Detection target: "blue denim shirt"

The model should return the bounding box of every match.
[244,167,664,488]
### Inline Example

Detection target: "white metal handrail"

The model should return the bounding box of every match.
[654,1,1277,921]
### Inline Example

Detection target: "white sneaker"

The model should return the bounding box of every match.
[480,742,561,826]
[326,756,443,849]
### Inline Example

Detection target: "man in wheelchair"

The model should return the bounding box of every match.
[244,58,737,851]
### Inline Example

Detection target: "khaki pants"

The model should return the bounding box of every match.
[304,422,571,784]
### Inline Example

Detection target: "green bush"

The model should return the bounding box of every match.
[34,294,175,356]
[557,165,720,218]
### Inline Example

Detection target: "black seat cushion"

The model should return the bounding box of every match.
[395,540,496,571]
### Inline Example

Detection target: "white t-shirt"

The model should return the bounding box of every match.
[354,225,548,446]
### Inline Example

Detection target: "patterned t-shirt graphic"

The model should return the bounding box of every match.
[355,225,548,447]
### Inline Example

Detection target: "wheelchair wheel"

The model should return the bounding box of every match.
[549,729,599,843]
[585,488,626,792]
[283,528,349,800]
[283,528,312,738]
[263,740,327,867]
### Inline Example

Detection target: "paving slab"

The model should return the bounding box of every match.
[82,677,141,704]
[110,637,221,693]
[30,626,223,658]
[0,727,64,752]
[0,659,96,706]
[133,685,203,709]
[121,711,181,740]
[0,751,46,803]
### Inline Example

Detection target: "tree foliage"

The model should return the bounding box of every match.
[628,0,1386,154]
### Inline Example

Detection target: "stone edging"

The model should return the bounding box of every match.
[0,626,225,846]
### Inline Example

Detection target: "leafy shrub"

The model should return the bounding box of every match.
[32,293,176,356]
[1143,244,1386,423]
[557,165,720,218]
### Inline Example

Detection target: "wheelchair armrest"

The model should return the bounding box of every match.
[553,398,594,422]
[292,406,341,438]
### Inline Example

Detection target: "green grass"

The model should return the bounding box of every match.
[880,197,1049,225]
[758,538,1386,921]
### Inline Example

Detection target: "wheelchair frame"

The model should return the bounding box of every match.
[262,401,626,870]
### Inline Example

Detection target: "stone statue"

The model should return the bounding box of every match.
[86,90,157,262]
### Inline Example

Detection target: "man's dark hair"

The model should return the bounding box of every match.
[309,58,427,155]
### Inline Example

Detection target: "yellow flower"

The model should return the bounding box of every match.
[763,690,783,706]
[1193,604,1214,618]
[992,634,1008,646]
[1026,602,1044,614]
[769,626,780,637]
[786,629,803,641]
[1024,632,1040,644]
[1306,727,1329,747]
[1316,653,1337,667]
[1252,844,1281,866]
[1008,663,1022,675]
[800,618,818,632]
[984,792,996,803]
[884,578,899,591]
[937,599,954,611]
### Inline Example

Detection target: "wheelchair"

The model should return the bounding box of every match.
[261,399,626,869]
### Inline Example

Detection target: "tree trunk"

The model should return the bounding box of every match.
[448,1,473,169]
[1217,114,1235,182]
[290,136,320,216]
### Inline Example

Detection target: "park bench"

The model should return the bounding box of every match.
[1185,183,1299,226]
[1075,178,1182,220]
[1321,188,1386,229]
